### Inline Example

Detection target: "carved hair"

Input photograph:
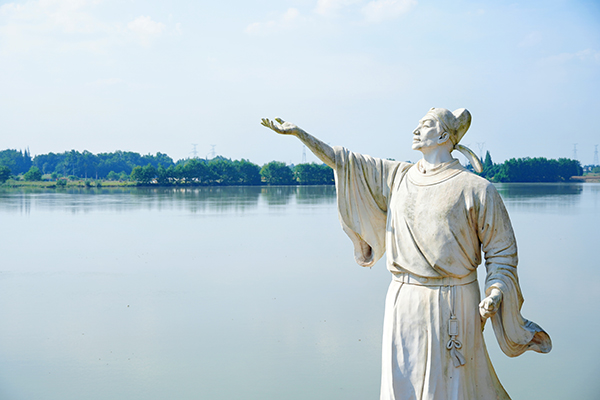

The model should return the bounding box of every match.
[426,108,482,173]
[425,108,471,145]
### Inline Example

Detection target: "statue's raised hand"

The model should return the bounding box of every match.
[260,117,335,167]
[261,118,303,136]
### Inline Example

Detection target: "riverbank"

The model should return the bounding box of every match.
[1,179,136,189]
[571,174,600,183]
[3,176,598,189]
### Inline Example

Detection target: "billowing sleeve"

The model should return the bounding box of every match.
[479,184,552,357]
[333,146,408,267]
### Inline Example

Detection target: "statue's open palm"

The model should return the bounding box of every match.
[261,118,302,136]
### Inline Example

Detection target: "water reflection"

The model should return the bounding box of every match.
[0,184,593,215]
[494,183,583,198]
[493,183,588,212]
[0,186,338,215]
[260,186,297,206]
[296,185,336,205]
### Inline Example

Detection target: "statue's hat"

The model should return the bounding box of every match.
[426,108,482,173]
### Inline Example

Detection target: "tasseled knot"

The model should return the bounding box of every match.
[447,337,466,367]
[447,313,466,367]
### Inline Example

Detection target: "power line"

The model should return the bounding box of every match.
[594,144,599,166]
[191,144,198,159]
[573,143,578,161]
[302,146,307,163]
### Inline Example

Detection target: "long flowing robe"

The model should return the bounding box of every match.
[333,147,551,400]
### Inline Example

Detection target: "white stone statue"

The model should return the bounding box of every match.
[261,108,552,400]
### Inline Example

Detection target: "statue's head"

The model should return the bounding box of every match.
[427,108,471,146]
[412,108,471,151]
[412,107,482,172]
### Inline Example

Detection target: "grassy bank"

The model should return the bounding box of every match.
[1,179,136,189]
[572,174,600,183]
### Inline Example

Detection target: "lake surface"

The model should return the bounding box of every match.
[0,183,598,400]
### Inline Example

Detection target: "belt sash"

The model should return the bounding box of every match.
[391,269,478,367]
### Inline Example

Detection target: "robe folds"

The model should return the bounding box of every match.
[333,147,551,400]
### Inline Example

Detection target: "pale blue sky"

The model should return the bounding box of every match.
[1,0,599,165]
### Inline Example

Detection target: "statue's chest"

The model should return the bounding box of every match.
[388,177,474,229]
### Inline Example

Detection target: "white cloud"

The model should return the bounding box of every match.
[314,0,361,16]
[128,15,165,36]
[0,0,175,54]
[246,0,416,33]
[245,8,301,35]
[361,0,417,23]
[127,15,165,46]
[0,0,105,35]
[543,49,600,64]
[283,7,300,21]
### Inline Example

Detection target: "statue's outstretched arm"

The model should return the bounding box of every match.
[261,118,335,168]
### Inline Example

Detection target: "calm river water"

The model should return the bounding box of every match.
[0,183,598,400]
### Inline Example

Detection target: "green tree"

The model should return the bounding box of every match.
[34,152,61,174]
[166,165,181,184]
[130,164,157,184]
[80,150,99,179]
[60,150,83,177]
[209,159,240,185]
[0,165,10,183]
[156,164,171,185]
[0,149,32,174]
[107,171,119,181]
[235,159,261,185]
[182,159,212,184]
[260,161,295,185]
[294,163,334,185]
[480,151,495,180]
[495,157,581,182]
[557,158,582,179]
[24,166,43,181]
[32,150,176,179]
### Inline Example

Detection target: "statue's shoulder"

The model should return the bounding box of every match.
[390,160,413,170]
[389,160,413,181]
[461,169,490,183]
[334,146,412,172]
[458,169,497,196]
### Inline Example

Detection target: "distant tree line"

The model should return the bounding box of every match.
[33,150,174,179]
[130,158,263,185]
[0,148,334,185]
[0,148,585,185]
[130,159,334,185]
[477,151,583,182]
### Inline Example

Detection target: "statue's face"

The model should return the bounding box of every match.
[412,115,442,151]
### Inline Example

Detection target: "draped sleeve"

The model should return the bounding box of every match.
[479,183,552,357]
[333,146,410,267]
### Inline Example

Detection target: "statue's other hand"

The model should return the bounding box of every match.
[479,288,503,319]
[260,118,301,136]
